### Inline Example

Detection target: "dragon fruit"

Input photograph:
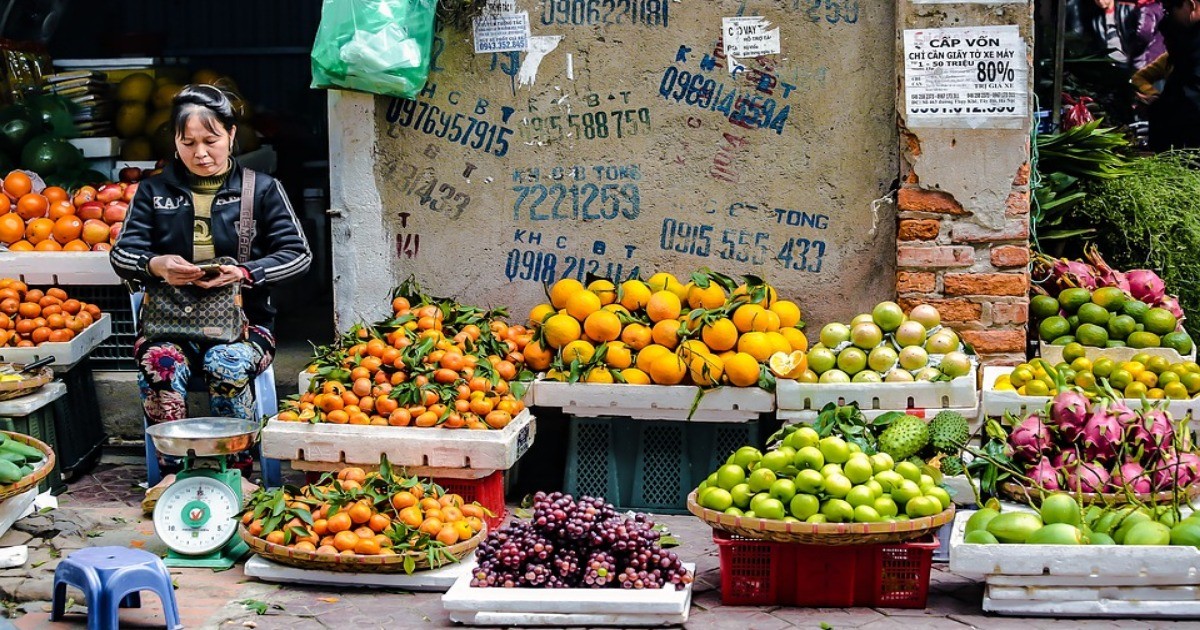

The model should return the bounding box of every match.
[1082,403,1124,462]
[1027,456,1061,491]
[1180,452,1200,479]
[1050,389,1089,441]
[1056,259,1099,291]
[1151,451,1192,490]
[1009,413,1053,462]
[1085,244,1130,293]
[1126,269,1167,305]
[1141,409,1175,453]
[1159,295,1185,321]
[1108,461,1151,494]
[1052,450,1080,469]
[1066,461,1111,493]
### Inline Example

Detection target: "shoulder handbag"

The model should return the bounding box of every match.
[140,170,257,344]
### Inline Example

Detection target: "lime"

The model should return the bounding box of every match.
[1076,323,1109,348]
[1067,315,1081,330]
[1146,355,1171,375]
[1092,287,1127,312]
[1123,300,1151,322]
[1165,382,1190,399]
[1125,382,1149,398]
[1058,288,1092,313]
[1144,308,1179,336]
[1062,342,1088,363]
[1075,371,1097,389]
[1182,372,1200,394]
[1109,368,1133,389]
[1127,331,1162,349]
[1132,352,1153,366]
[1025,380,1051,396]
[1106,314,1137,341]
[1106,340,1127,348]
[1163,331,1195,356]
[1092,357,1116,378]
[1039,316,1071,342]
[1051,335,1077,346]
[1030,295,1061,320]
[1069,357,1093,373]
[1077,303,1111,327]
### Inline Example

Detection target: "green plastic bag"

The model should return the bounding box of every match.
[310,0,437,99]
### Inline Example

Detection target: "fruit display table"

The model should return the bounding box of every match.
[0,252,121,286]
[949,510,1200,617]
[528,381,773,424]
[775,366,980,428]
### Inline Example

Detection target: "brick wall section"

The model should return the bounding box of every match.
[895,167,1031,366]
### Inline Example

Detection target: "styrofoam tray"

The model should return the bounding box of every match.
[778,406,981,433]
[298,369,313,393]
[1040,341,1196,366]
[981,366,1200,419]
[0,488,37,540]
[529,380,770,422]
[260,409,535,470]
[984,586,1200,617]
[442,562,693,626]
[776,365,977,412]
[68,137,120,158]
[0,251,121,285]
[0,314,112,366]
[245,551,475,591]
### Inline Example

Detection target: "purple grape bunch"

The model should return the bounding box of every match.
[470,492,694,590]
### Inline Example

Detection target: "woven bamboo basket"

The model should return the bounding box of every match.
[0,431,55,502]
[999,480,1200,507]
[239,522,486,573]
[687,491,954,545]
[0,367,51,402]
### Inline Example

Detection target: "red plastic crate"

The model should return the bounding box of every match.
[713,529,938,608]
[432,470,506,530]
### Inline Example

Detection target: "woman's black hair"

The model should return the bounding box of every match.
[171,84,238,138]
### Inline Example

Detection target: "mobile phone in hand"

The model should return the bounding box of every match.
[197,264,222,278]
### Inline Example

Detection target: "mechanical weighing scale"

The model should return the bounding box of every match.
[146,417,260,569]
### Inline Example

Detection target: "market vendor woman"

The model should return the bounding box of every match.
[110,84,311,471]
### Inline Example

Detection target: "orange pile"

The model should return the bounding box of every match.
[0,278,102,347]
[0,171,138,252]
[278,286,530,430]
[241,465,488,559]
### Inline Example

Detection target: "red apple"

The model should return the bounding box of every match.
[122,182,139,202]
[103,201,128,224]
[96,183,123,203]
[77,201,104,221]
[72,185,97,207]
[119,167,141,183]
[109,222,123,242]
[91,242,111,252]
[81,219,110,245]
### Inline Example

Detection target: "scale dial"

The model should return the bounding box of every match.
[153,476,241,555]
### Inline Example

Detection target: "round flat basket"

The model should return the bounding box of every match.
[999,480,1200,507]
[0,367,51,402]
[239,523,486,573]
[688,491,954,545]
[0,431,55,502]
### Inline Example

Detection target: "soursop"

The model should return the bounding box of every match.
[929,411,970,455]
[877,414,930,460]
[940,455,964,477]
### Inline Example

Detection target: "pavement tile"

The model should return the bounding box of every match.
[768,606,887,628]
[858,615,972,629]
[685,607,793,630]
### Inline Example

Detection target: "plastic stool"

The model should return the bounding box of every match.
[51,546,182,630]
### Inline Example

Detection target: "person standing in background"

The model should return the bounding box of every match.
[1148,0,1200,150]
[1087,0,1140,67]
[1134,0,1169,69]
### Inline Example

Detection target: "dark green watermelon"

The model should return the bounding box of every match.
[24,95,77,137]
[20,135,82,177]
[0,106,39,156]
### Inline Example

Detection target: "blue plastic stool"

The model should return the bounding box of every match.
[51,546,182,630]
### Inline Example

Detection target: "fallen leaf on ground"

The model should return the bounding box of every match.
[130,540,145,548]
[317,597,339,603]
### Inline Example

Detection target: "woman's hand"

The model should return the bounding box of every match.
[148,255,204,286]
[192,265,245,289]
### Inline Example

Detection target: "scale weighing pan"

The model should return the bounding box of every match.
[146,417,260,457]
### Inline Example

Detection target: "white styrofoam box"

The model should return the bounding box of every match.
[0,546,27,569]
[261,409,535,470]
[0,314,112,367]
[1040,341,1196,366]
[245,551,475,591]
[0,488,37,541]
[54,57,159,69]
[778,406,981,433]
[0,251,122,285]
[529,380,771,422]
[0,382,66,417]
[288,459,497,480]
[981,365,1200,420]
[298,369,313,393]
[68,137,120,158]
[776,365,977,412]
[983,587,1200,617]
[442,562,693,626]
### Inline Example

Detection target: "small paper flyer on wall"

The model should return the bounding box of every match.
[903,25,1028,129]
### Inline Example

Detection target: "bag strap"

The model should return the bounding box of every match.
[237,169,256,263]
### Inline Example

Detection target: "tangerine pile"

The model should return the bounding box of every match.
[525,270,807,388]
[0,170,136,252]
[278,281,530,430]
[241,463,488,565]
[0,278,102,347]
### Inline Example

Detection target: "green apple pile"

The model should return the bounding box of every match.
[695,425,952,524]
[964,493,1200,547]
[802,301,972,384]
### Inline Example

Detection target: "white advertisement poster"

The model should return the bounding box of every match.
[904,25,1028,129]
[473,10,531,54]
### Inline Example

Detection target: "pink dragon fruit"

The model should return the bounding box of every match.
[1056,259,1099,292]
[1066,461,1111,493]
[1151,451,1192,490]
[1050,389,1090,442]
[1180,452,1200,480]
[1053,450,1081,469]
[1159,295,1185,321]
[1108,461,1151,494]
[1009,413,1053,462]
[1085,244,1130,293]
[1027,456,1061,491]
[1141,409,1175,453]
[1126,269,1167,304]
[1082,403,1124,462]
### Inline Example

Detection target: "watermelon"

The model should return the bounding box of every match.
[20,135,82,177]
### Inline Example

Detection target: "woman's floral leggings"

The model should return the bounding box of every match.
[135,326,275,469]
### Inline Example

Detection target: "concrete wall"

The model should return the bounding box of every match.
[330,1,899,330]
